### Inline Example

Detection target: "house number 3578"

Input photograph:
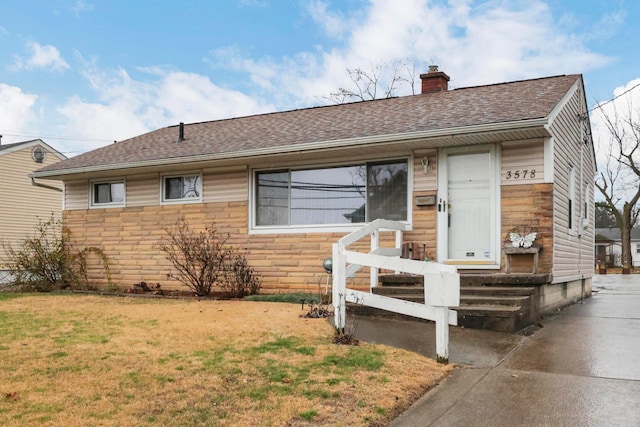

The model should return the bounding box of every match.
[505,169,536,179]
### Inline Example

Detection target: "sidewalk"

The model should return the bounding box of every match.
[359,275,640,426]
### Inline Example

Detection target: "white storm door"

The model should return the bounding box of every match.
[437,147,499,266]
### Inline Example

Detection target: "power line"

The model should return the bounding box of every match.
[590,81,640,113]
[0,131,114,143]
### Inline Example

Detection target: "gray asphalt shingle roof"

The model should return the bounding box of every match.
[36,74,580,175]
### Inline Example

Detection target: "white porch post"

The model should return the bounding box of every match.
[332,243,347,332]
[395,229,403,274]
[424,273,455,364]
[434,306,449,364]
[370,230,379,290]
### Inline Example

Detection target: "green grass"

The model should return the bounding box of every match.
[0,292,27,301]
[299,409,318,421]
[249,336,316,356]
[322,347,385,371]
[0,294,450,426]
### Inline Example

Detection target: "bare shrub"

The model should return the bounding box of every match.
[2,215,110,292]
[157,218,261,297]
[222,251,261,298]
[332,292,361,346]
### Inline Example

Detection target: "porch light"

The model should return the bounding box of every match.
[322,257,333,274]
[322,257,333,295]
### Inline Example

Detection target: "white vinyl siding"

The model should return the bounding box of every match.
[63,169,248,211]
[203,170,247,203]
[126,176,159,207]
[500,141,545,186]
[0,145,64,265]
[413,150,437,191]
[64,181,89,210]
[549,82,595,283]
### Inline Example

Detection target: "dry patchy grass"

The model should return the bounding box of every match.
[0,294,451,426]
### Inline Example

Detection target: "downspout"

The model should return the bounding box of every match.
[30,176,63,192]
[578,112,588,302]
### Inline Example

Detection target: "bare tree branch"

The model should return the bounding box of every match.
[595,99,640,272]
[324,59,423,104]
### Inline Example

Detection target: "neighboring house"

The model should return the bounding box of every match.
[0,139,67,280]
[31,68,595,328]
[595,227,640,267]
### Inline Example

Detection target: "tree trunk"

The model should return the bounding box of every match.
[621,205,633,274]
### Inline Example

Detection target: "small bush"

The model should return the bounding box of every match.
[1,215,110,292]
[157,218,261,297]
[222,251,261,298]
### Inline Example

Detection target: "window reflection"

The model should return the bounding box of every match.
[255,160,407,226]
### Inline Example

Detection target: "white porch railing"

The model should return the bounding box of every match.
[332,219,460,363]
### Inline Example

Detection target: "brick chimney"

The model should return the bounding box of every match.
[420,65,450,94]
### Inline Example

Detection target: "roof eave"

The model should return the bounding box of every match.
[31,118,550,180]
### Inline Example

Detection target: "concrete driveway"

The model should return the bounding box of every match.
[357,274,640,426]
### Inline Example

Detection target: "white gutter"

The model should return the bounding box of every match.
[30,176,63,192]
[31,118,550,179]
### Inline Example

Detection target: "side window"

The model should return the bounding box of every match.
[91,180,125,207]
[162,174,202,203]
[568,166,575,229]
[583,182,589,220]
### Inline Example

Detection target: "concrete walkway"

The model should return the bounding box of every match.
[356,275,640,426]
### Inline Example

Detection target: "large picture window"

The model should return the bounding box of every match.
[255,160,407,227]
[162,174,202,203]
[91,180,125,207]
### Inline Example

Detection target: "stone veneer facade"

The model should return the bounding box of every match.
[65,183,554,293]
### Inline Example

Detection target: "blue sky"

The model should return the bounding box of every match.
[0,0,638,158]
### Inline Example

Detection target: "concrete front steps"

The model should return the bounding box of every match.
[371,274,544,333]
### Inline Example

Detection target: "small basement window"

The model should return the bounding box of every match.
[162,174,202,203]
[91,180,125,207]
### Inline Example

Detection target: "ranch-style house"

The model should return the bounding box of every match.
[31,67,596,331]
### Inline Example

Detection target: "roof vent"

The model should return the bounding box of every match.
[177,122,185,143]
[420,65,450,94]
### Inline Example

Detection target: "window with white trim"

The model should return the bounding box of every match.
[162,174,202,203]
[254,159,408,228]
[583,182,589,219]
[91,180,125,207]
[568,166,575,229]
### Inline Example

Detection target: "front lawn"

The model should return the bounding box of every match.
[0,294,451,426]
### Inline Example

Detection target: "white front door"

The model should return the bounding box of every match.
[437,146,499,267]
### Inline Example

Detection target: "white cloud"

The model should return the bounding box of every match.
[10,41,70,72]
[154,71,272,122]
[587,9,626,41]
[210,0,612,106]
[56,66,274,153]
[5,0,616,157]
[71,0,94,16]
[0,84,38,144]
[305,0,348,39]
